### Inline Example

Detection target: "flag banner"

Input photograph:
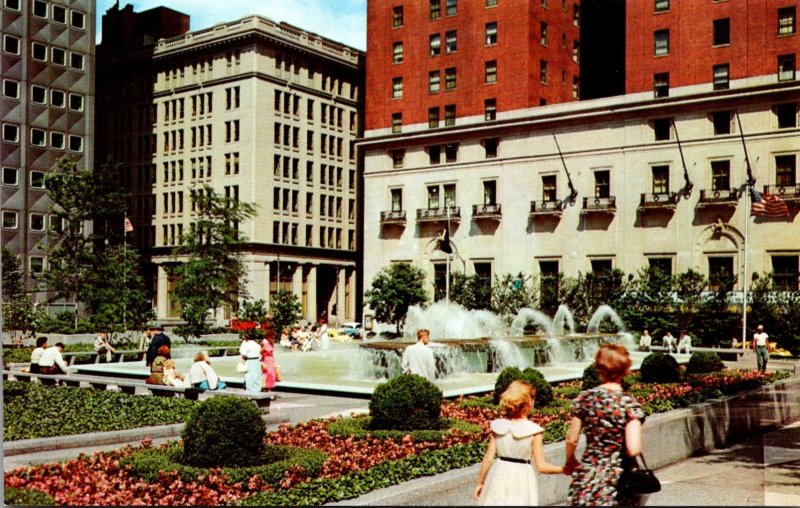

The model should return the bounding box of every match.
[751,189,789,217]
[124,216,134,232]
[436,228,453,254]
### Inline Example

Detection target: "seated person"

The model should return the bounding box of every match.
[188,351,227,391]
[146,345,171,385]
[662,331,676,353]
[163,359,189,387]
[279,329,292,349]
[677,332,692,354]
[29,336,48,374]
[94,332,116,363]
[38,342,69,375]
[639,330,652,352]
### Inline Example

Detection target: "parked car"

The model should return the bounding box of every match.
[340,322,362,339]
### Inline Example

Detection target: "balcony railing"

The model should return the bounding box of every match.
[380,210,406,225]
[529,200,563,216]
[472,203,502,220]
[698,188,738,207]
[581,196,616,214]
[639,192,678,209]
[764,184,800,202]
[416,206,461,223]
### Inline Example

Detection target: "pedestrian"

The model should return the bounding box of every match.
[38,342,70,375]
[138,325,153,351]
[188,351,227,391]
[145,322,170,367]
[401,328,437,382]
[564,344,646,506]
[29,336,48,374]
[752,324,770,372]
[639,330,652,352]
[474,380,564,505]
[94,331,116,363]
[240,329,263,392]
[260,331,278,391]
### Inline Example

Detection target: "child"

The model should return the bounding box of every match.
[474,380,563,505]
[162,359,189,387]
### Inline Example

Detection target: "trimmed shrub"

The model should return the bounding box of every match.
[369,374,444,430]
[686,351,725,374]
[493,366,554,408]
[181,396,267,467]
[4,487,56,506]
[493,367,524,405]
[640,352,681,383]
[327,415,481,441]
[580,363,633,391]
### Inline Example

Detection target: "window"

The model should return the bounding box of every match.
[428,70,441,92]
[711,160,730,191]
[648,258,673,276]
[653,72,669,98]
[392,6,403,28]
[52,5,66,23]
[430,34,441,56]
[30,213,45,231]
[484,138,498,158]
[392,42,403,63]
[69,93,84,111]
[4,0,20,10]
[2,211,18,229]
[776,103,798,128]
[68,134,83,152]
[540,22,548,46]
[591,259,612,274]
[654,29,670,55]
[483,180,497,205]
[778,54,796,81]
[713,64,730,90]
[573,41,580,63]
[539,260,559,303]
[652,165,669,194]
[428,185,440,209]
[30,256,45,276]
[70,52,84,70]
[713,18,730,46]
[445,67,457,90]
[50,131,64,149]
[429,145,441,164]
[32,42,47,62]
[778,7,796,35]
[708,257,734,291]
[51,47,66,65]
[3,79,19,99]
[31,85,47,104]
[444,183,456,207]
[51,89,65,108]
[392,77,403,98]
[486,0,497,6]
[776,154,796,186]
[2,167,18,186]
[391,149,405,168]
[444,104,456,126]
[446,0,457,16]
[445,30,457,53]
[428,107,440,128]
[484,98,496,121]
[33,0,47,17]
[485,60,497,84]
[572,76,580,99]
[486,22,497,45]
[391,112,402,133]
[30,128,46,147]
[712,111,732,135]
[655,0,669,12]
[573,4,580,27]
[540,60,547,83]
[71,10,86,29]
[2,124,19,143]
[772,256,799,291]
[4,35,21,55]
[391,188,403,212]
[594,170,610,198]
[542,175,557,201]
[430,0,441,19]
[30,171,46,188]
[445,143,458,163]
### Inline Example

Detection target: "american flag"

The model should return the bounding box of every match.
[124,216,134,233]
[750,189,789,217]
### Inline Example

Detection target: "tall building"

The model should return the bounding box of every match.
[97,9,365,325]
[361,0,799,320]
[1,0,95,305]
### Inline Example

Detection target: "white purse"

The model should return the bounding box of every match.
[236,358,248,373]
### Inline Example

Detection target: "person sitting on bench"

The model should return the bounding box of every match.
[39,342,69,375]
[29,336,48,374]
[188,351,227,391]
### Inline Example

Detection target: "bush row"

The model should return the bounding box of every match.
[326,415,481,442]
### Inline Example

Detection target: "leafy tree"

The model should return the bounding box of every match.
[491,273,536,326]
[170,184,256,339]
[269,290,302,334]
[365,263,428,334]
[2,246,25,300]
[2,248,42,338]
[674,269,707,332]
[619,267,676,338]
[538,271,564,317]
[238,298,270,324]
[448,272,492,310]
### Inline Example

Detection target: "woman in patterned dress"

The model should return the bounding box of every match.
[564,344,645,506]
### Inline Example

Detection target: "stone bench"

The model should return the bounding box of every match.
[649,345,746,361]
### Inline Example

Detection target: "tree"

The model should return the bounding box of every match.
[674,269,707,332]
[491,273,535,326]
[170,184,256,339]
[2,246,25,301]
[365,263,428,334]
[239,298,270,324]
[2,247,44,338]
[448,272,492,310]
[269,290,302,334]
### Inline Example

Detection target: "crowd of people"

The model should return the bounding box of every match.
[278,323,331,352]
[638,329,692,354]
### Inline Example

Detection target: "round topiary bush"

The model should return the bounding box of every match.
[493,366,524,405]
[493,366,553,408]
[369,374,443,430]
[581,363,602,390]
[686,351,725,374]
[640,352,681,383]
[181,396,267,468]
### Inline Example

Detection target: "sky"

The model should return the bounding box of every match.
[95,0,367,50]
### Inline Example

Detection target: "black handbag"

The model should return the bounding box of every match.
[618,454,661,495]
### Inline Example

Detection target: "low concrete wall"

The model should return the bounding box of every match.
[330,376,800,506]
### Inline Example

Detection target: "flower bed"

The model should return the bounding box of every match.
[4,368,788,506]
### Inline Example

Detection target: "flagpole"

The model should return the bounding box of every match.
[123,213,127,331]
[445,208,450,304]
[742,188,749,350]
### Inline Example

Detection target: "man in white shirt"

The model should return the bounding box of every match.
[752,324,770,372]
[677,331,692,354]
[639,330,652,352]
[662,332,676,353]
[39,342,70,375]
[401,329,437,382]
[94,332,116,363]
[29,336,48,373]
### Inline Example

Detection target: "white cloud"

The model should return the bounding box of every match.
[97,0,366,50]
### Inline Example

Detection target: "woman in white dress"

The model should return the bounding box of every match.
[475,380,564,505]
[239,330,263,392]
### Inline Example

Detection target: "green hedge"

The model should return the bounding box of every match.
[326,416,481,442]
[121,441,326,485]
[3,381,198,441]
[4,487,56,506]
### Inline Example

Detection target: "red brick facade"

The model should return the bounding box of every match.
[366,0,581,131]
[626,0,799,94]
